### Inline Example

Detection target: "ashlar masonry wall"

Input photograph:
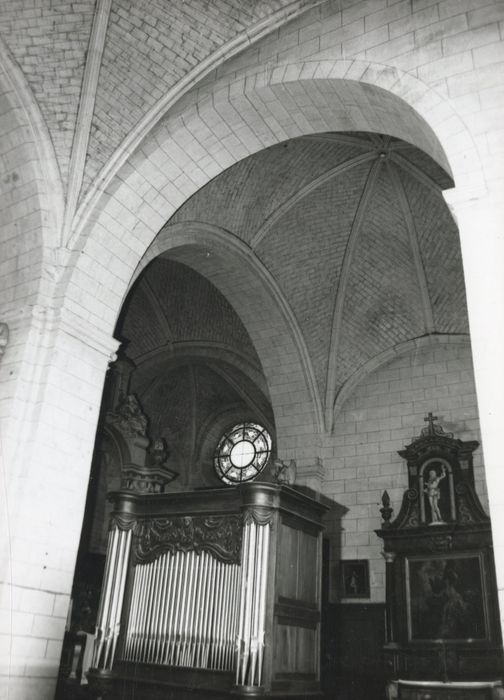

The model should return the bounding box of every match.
[324,338,484,603]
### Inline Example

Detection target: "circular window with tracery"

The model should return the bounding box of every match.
[214,422,272,485]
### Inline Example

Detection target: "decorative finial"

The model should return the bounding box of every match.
[380,490,393,528]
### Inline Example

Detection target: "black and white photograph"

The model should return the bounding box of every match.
[1,3,503,700]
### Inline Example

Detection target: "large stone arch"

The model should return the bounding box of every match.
[132,221,324,458]
[62,60,477,326]
[58,59,472,392]
[60,58,503,611]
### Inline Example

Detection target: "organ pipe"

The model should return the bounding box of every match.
[88,484,328,700]
[235,518,271,688]
[92,509,271,682]
[92,525,132,670]
[121,549,240,672]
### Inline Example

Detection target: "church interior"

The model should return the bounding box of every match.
[1,2,504,699]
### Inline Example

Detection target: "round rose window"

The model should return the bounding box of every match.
[214,422,272,485]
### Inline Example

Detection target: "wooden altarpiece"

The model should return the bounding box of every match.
[376,415,503,700]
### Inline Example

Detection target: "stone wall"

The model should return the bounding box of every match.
[325,338,483,603]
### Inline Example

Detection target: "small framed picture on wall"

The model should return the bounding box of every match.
[340,560,370,598]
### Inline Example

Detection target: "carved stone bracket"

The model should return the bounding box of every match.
[121,462,178,494]
[133,514,243,565]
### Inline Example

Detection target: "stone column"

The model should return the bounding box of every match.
[0,307,119,700]
[445,185,504,633]
[382,551,396,644]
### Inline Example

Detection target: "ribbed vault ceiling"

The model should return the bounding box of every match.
[120,131,468,431]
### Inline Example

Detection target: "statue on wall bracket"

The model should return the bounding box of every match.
[104,353,179,494]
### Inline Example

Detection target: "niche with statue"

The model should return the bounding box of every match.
[376,415,503,699]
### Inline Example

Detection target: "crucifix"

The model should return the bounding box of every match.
[424,412,438,436]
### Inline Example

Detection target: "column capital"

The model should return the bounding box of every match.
[59,306,120,361]
[0,303,119,362]
[382,551,396,564]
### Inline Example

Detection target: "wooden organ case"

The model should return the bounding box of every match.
[376,415,504,700]
[87,483,328,699]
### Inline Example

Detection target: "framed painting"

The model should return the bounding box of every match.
[340,560,370,599]
[406,552,488,641]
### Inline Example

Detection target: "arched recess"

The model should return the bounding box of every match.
[131,342,270,407]
[332,333,472,426]
[128,221,324,453]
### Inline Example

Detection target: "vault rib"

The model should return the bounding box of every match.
[140,277,175,349]
[389,151,443,194]
[324,157,383,433]
[208,363,271,431]
[63,0,112,243]
[387,161,435,335]
[250,151,376,250]
[300,133,378,149]
[68,1,329,249]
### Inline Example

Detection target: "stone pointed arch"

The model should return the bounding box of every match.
[62,58,473,300]
[130,221,324,447]
[58,59,480,436]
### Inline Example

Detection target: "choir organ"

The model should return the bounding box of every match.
[87,483,327,699]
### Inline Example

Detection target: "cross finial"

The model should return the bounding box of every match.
[424,412,438,435]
